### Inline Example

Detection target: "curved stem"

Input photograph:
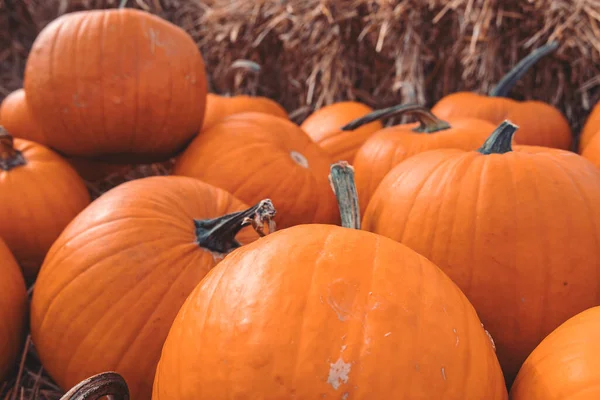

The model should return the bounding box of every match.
[340,104,451,133]
[223,60,262,96]
[59,372,129,400]
[478,120,519,155]
[489,41,559,97]
[195,199,276,254]
[118,0,128,8]
[329,161,360,230]
[0,126,26,171]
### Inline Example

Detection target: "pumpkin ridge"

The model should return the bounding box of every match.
[72,13,91,149]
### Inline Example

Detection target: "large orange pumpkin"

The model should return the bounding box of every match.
[0,127,90,282]
[510,306,600,399]
[431,42,572,150]
[24,8,207,163]
[0,238,27,382]
[0,88,47,144]
[202,93,288,131]
[173,112,339,229]
[579,101,600,152]
[153,222,507,399]
[346,104,496,213]
[30,176,275,399]
[362,120,600,385]
[300,101,383,162]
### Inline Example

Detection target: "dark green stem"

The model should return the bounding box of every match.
[195,199,276,254]
[119,0,128,8]
[478,120,519,155]
[329,161,360,230]
[59,372,129,400]
[0,126,26,171]
[489,41,559,97]
[340,104,451,133]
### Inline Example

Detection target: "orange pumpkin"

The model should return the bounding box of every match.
[0,238,27,382]
[0,128,90,282]
[0,88,47,144]
[30,176,275,399]
[579,101,600,152]
[153,224,507,399]
[510,306,600,399]
[173,112,339,229]
[431,42,572,150]
[24,8,207,163]
[300,101,383,162]
[362,120,600,385]
[581,132,600,170]
[346,104,496,213]
[203,93,288,131]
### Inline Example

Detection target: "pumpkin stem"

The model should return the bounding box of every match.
[118,0,128,8]
[195,199,276,254]
[478,120,519,155]
[329,161,361,230]
[59,372,129,400]
[340,103,451,133]
[489,41,559,97]
[221,59,262,96]
[0,126,26,171]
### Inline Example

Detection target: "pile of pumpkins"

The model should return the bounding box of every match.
[2,5,600,400]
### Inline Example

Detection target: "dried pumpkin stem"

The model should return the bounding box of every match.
[59,372,129,400]
[0,126,26,171]
[195,199,276,254]
[478,120,519,155]
[340,104,451,133]
[489,41,559,98]
[329,161,361,230]
[118,0,128,8]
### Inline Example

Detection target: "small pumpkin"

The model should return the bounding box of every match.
[24,7,207,163]
[579,101,600,152]
[30,175,275,399]
[203,93,288,131]
[431,42,572,150]
[173,112,339,229]
[362,120,600,385]
[0,127,90,282]
[345,104,496,213]
[300,101,383,162]
[0,238,27,382]
[510,306,600,399]
[580,132,600,170]
[153,164,507,400]
[0,88,47,144]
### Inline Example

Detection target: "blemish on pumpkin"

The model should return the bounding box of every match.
[384,332,391,337]
[290,151,309,168]
[341,393,349,400]
[341,345,347,352]
[415,363,420,371]
[327,280,358,321]
[453,328,459,346]
[327,357,351,390]
[521,297,525,303]
[441,367,447,381]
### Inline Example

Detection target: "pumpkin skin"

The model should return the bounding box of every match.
[580,132,600,170]
[510,306,600,400]
[349,104,496,213]
[579,101,600,152]
[0,88,47,144]
[173,112,339,229]
[0,129,90,282]
[153,224,507,400]
[30,176,272,400]
[24,8,207,163]
[0,238,27,382]
[362,121,600,386]
[300,101,383,162]
[202,93,288,131]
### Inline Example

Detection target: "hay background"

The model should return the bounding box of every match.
[1,0,600,398]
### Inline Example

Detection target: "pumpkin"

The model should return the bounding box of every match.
[510,306,600,400]
[0,127,90,282]
[203,93,288,131]
[173,112,339,229]
[580,132,600,170]
[345,104,496,213]
[300,101,383,162]
[362,120,600,385]
[30,175,275,399]
[152,165,507,399]
[431,42,572,150]
[0,238,27,382]
[0,88,47,144]
[24,7,207,163]
[579,101,600,152]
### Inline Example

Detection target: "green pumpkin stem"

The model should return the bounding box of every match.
[118,0,128,8]
[59,372,130,400]
[195,199,276,254]
[329,161,361,230]
[489,41,559,98]
[340,104,451,133]
[478,120,519,155]
[0,126,26,171]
